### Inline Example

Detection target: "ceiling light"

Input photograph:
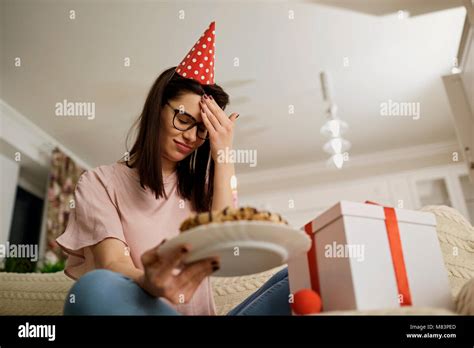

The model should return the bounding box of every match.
[331,154,344,169]
[323,137,351,155]
[320,119,348,137]
[320,71,350,170]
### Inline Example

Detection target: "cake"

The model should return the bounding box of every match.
[179,206,289,232]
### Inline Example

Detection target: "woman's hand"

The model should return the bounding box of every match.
[138,241,219,304]
[200,94,239,162]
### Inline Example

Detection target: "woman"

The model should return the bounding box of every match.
[57,67,291,315]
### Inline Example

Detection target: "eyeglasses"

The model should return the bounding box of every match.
[166,102,209,140]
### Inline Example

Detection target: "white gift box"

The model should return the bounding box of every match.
[288,201,454,312]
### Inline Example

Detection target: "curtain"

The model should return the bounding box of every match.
[46,147,85,260]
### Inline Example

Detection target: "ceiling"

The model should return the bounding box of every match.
[0,0,466,173]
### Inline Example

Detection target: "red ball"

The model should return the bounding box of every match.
[291,289,322,315]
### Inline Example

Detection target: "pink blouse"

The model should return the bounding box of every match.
[56,162,216,315]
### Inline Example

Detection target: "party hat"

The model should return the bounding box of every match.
[175,21,216,85]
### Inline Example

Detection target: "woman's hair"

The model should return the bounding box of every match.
[124,67,230,213]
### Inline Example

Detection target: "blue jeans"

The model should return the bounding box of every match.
[63,268,291,316]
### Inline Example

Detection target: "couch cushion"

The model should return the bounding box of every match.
[0,271,74,315]
[420,205,474,298]
[211,266,286,315]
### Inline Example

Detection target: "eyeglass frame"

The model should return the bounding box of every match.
[165,102,209,140]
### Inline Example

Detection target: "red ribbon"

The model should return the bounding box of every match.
[365,201,412,306]
[304,222,323,311]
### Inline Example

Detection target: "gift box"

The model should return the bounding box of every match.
[288,201,454,312]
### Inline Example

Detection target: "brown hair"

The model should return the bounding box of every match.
[124,67,229,213]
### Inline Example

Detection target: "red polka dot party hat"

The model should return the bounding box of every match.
[175,21,216,85]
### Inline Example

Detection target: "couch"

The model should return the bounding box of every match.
[1,205,473,315]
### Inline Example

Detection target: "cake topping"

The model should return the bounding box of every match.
[179,206,289,232]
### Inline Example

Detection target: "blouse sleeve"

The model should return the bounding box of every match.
[56,168,128,280]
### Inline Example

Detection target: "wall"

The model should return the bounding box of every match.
[1,99,91,261]
[0,153,19,246]
[239,163,471,228]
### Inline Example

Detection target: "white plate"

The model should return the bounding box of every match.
[158,221,312,277]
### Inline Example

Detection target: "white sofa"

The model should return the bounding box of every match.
[1,205,473,315]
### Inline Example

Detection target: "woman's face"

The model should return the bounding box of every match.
[160,92,206,163]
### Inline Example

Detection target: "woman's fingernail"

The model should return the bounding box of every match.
[203,94,208,99]
[236,114,240,119]
[209,95,214,100]
[212,265,220,272]
[181,247,189,253]
[211,260,219,266]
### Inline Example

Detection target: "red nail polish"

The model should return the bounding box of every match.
[203,94,208,99]
[209,95,214,100]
